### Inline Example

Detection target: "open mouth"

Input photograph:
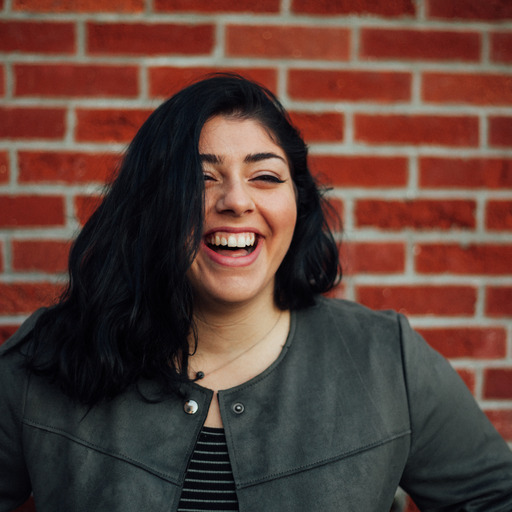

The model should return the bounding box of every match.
[205,232,259,257]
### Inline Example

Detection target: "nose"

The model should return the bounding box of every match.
[215,178,255,216]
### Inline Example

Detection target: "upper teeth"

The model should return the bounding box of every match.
[207,232,256,248]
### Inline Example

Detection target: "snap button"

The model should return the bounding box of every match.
[232,402,244,414]
[184,399,199,415]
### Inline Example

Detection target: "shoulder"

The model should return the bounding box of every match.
[0,308,46,356]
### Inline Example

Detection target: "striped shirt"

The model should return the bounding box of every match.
[177,427,239,511]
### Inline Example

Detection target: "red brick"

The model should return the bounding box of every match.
[0,195,65,228]
[417,327,507,359]
[0,107,65,140]
[13,0,143,11]
[484,368,512,399]
[419,157,512,189]
[325,198,344,230]
[486,201,512,231]
[0,65,4,96]
[87,22,214,56]
[491,33,512,63]
[355,114,479,146]
[12,240,70,273]
[18,151,117,184]
[289,112,344,142]
[355,199,475,230]
[288,69,411,102]
[428,0,512,21]
[356,285,477,316]
[149,67,277,97]
[155,0,279,12]
[226,25,349,60]
[310,156,408,188]
[489,117,512,147]
[485,410,512,441]
[416,243,512,275]
[423,73,512,105]
[75,108,151,143]
[14,64,138,98]
[74,194,103,225]
[340,242,405,274]
[361,29,480,61]
[0,21,75,53]
[0,282,62,314]
[292,0,415,16]
[0,325,19,345]
[0,241,3,272]
[485,287,512,317]
[0,151,9,184]
[456,369,476,394]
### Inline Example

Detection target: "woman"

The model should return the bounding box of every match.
[1,74,511,512]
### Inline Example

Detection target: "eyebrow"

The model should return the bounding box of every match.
[199,152,286,164]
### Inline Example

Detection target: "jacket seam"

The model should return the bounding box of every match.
[22,418,180,485]
[237,429,411,488]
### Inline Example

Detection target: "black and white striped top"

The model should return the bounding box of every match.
[177,427,239,511]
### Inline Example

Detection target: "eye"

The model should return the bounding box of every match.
[252,174,286,184]
[203,172,216,182]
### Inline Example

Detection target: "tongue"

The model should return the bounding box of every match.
[212,246,249,258]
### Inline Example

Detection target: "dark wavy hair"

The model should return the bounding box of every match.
[24,74,341,405]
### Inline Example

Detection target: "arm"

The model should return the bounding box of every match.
[398,314,512,511]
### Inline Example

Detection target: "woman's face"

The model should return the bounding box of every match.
[187,115,297,310]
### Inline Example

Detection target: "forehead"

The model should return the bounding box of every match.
[199,115,285,157]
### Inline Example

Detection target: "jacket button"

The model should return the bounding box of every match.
[232,402,244,414]
[184,399,199,415]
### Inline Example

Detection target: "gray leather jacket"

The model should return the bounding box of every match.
[1,298,512,511]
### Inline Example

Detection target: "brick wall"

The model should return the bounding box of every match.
[1,0,511,509]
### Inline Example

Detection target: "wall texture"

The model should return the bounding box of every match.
[1,0,511,509]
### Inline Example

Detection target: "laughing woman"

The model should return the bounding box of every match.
[1,75,512,512]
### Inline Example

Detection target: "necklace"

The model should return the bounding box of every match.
[193,311,283,381]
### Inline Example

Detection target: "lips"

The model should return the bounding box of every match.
[202,229,262,266]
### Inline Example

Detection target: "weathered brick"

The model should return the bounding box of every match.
[491,33,512,63]
[419,157,512,189]
[484,368,512,399]
[0,65,4,97]
[0,282,63,314]
[14,64,138,98]
[0,20,75,53]
[289,112,344,142]
[0,107,65,140]
[489,117,512,147]
[355,199,475,230]
[356,285,477,316]
[485,410,512,441]
[486,200,512,231]
[423,73,512,105]
[355,114,479,146]
[292,0,415,16]
[361,29,480,61]
[18,151,117,184]
[226,26,349,60]
[155,0,279,12]
[427,0,512,20]
[149,67,277,97]
[309,156,408,188]
[74,194,103,225]
[417,327,507,359]
[0,195,65,227]
[0,151,9,184]
[87,22,214,56]
[485,287,512,317]
[288,69,411,102]
[13,0,143,11]
[75,108,151,143]
[340,242,405,274]
[0,241,3,272]
[12,240,70,273]
[415,243,512,275]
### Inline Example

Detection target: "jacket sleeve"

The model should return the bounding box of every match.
[0,317,38,511]
[398,314,512,511]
